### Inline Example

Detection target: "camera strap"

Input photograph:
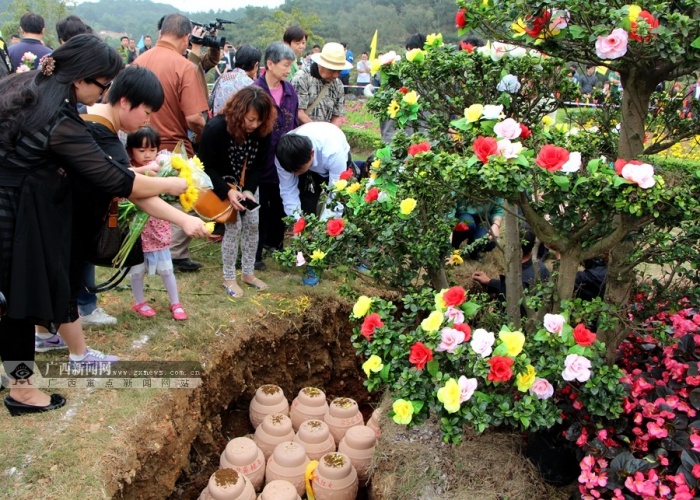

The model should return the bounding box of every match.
[306,83,330,115]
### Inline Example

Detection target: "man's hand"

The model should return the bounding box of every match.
[472,271,491,285]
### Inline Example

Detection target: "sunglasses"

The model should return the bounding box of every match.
[86,78,113,93]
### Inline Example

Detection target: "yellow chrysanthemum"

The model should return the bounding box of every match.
[352,295,372,318]
[402,90,419,106]
[499,330,525,357]
[400,198,417,215]
[421,310,443,332]
[192,155,205,170]
[516,365,537,392]
[204,222,216,233]
[387,100,400,119]
[311,250,326,261]
[346,182,361,194]
[392,399,414,425]
[437,378,461,413]
[362,355,384,377]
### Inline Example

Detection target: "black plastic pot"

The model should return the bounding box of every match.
[525,427,580,486]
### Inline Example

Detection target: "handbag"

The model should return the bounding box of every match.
[87,198,144,268]
[194,158,247,224]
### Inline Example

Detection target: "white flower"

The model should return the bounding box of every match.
[458,376,478,402]
[470,328,495,357]
[561,152,582,173]
[490,42,508,61]
[567,127,580,136]
[476,45,491,57]
[295,252,306,267]
[481,105,504,120]
[508,46,527,58]
[543,313,566,334]
[22,51,37,62]
[496,74,521,93]
[496,139,523,159]
[444,306,465,325]
[377,191,389,202]
[494,118,522,140]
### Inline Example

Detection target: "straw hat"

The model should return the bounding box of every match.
[310,42,353,71]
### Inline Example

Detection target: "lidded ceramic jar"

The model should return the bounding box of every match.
[293,419,336,460]
[257,480,302,500]
[338,425,377,484]
[323,397,364,444]
[365,408,382,439]
[289,387,329,431]
[249,385,289,429]
[311,452,358,500]
[198,468,256,500]
[253,413,295,461]
[219,437,266,491]
[264,441,310,497]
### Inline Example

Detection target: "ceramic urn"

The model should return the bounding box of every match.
[289,386,329,431]
[257,479,302,500]
[253,413,295,461]
[310,452,358,500]
[323,397,364,444]
[293,419,336,461]
[219,437,266,491]
[249,385,289,429]
[264,441,310,497]
[198,468,256,500]
[338,424,377,484]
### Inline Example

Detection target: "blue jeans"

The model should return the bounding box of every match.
[77,263,97,316]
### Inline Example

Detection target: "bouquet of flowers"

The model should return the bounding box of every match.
[113,146,213,268]
[15,51,37,73]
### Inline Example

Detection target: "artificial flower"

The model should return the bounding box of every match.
[362,355,384,377]
[421,310,444,332]
[470,328,495,357]
[407,142,431,156]
[361,313,384,341]
[392,399,414,425]
[496,139,523,159]
[400,198,417,215]
[436,327,466,353]
[402,90,419,106]
[458,376,478,402]
[455,8,467,28]
[614,158,642,175]
[446,250,464,266]
[524,10,551,38]
[516,365,537,392]
[443,286,467,307]
[293,218,307,235]
[204,221,215,233]
[511,18,527,36]
[595,28,629,60]
[621,162,656,189]
[627,4,642,22]
[425,33,443,47]
[326,218,345,237]
[562,354,592,382]
[445,306,465,325]
[561,152,582,173]
[352,295,372,318]
[530,377,554,399]
[630,11,659,42]
[573,324,597,346]
[453,323,472,341]
[387,100,400,118]
[333,179,348,191]
[454,222,469,232]
[487,356,514,383]
[296,251,306,267]
[541,115,554,127]
[405,48,425,62]
[435,290,447,311]
[519,123,532,139]
[364,187,379,202]
[473,136,499,163]
[339,169,354,180]
[371,158,381,171]
[543,313,565,334]
[494,118,522,140]
[346,182,361,194]
[310,250,326,261]
[499,330,525,357]
[482,104,504,119]
[490,42,507,61]
[378,51,399,65]
[409,342,433,370]
[536,144,570,172]
[460,41,474,52]
[437,378,462,413]
[496,74,521,93]
[508,46,528,58]
[464,104,484,123]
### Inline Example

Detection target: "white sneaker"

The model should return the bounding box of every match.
[80,307,117,326]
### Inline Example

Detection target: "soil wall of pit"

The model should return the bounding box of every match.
[110,299,368,499]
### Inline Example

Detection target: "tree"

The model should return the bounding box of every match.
[2,0,72,49]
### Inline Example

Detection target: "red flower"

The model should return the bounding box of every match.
[443,286,467,307]
[573,324,597,346]
[487,356,514,383]
[693,464,700,479]
[524,10,551,38]
[364,187,379,203]
[472,136,499,164]
[535,144,570,172]
[630,11,659,42]
[326,218,345,237]
[339,169,354,180]
[407,142,431,156]
[454,222,469,232]
[519,123,532,139]
[409,342,433,370]
[460,41,474,53]
[455,8,467,28]
[293,218,306,234]
[361,313,384,341]
[453,323,472,342]
[398,87,409,94]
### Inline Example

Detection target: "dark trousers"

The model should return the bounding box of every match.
[0,316,36,382]
[298,171,328,216]
[256,182,286,261]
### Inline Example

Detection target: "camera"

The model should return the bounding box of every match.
[190,18,235,48]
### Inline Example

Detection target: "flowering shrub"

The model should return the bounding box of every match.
[351,288,625,443]
[569,306,700,499]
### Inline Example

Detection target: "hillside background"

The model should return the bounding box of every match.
[0,0,461,56]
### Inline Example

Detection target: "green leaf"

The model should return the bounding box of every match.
[467,154,478,167]
[380,363,391,382]
[691,36,700,49]
[568,344,586,355]
[613,176,630,188]
[552,175,570,191]
[587,159,599,174]
[493,343,509,357]
[573,177,589,190]
[462,300,480,318]
[427,359,440,377]
[411,400,424,413]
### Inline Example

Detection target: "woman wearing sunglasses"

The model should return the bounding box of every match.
[0,34,207,416]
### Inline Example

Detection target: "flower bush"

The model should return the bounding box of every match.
[569,306,700,499]
[350,287,625,443]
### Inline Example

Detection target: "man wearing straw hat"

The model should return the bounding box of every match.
[292,42,352,127]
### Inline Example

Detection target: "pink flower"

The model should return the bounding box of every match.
[496,139,523,159]
[543,313,565,334]
[646,420,668,439]
[690,433,700,452]
[621,162,656,189]
[379,51,400,65]
[529,377,554,399]
[457,375,477,402]
[436,327,466,353]
[595,28,628,60]
[493,118,522,140]
[692,464,700,479]
[470,328,495,357]
[562,354,592,382]
[444,306,465,324]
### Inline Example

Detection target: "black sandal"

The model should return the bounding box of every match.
[4,394,66,416]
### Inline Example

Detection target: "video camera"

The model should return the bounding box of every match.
[190,18,236,48]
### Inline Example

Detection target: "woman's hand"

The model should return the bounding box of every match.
[227,189,255,211]
[164,177,188,197]
[180,214,210,238]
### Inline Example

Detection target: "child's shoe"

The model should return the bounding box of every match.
[170,303,188,321]
[132,302,156,318]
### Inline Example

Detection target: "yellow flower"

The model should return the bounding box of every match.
[628,4,641,22]
[370,173,377,180]
[405,48,425,62]
[392,399,414,425]
[464,104,484,123]
[402,90,419,106]
[362,355,384,377]
[346,182,361,194]
[387,100,400,118]
[511,18,527,36]
[371,158,381,171]
[192,155,205,170]
[554,123,569,133]
[437,378,461,413]
[499,330,525,357]
[171,155,185,171]
[204,222,216,233]
[370,59,382,74]
[446,250,464,266]
[352,295,372,318]
[311,249,326,261]
[425,33,443,47]
[334,179,348,191]
[180,186,198,212]
[542,115,554,126]
[400,198,417,215]
[516,365,537,392]
[421,310,443,332]
[435,289,447,311]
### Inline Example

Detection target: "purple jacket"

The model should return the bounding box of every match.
[254,76,299,184]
